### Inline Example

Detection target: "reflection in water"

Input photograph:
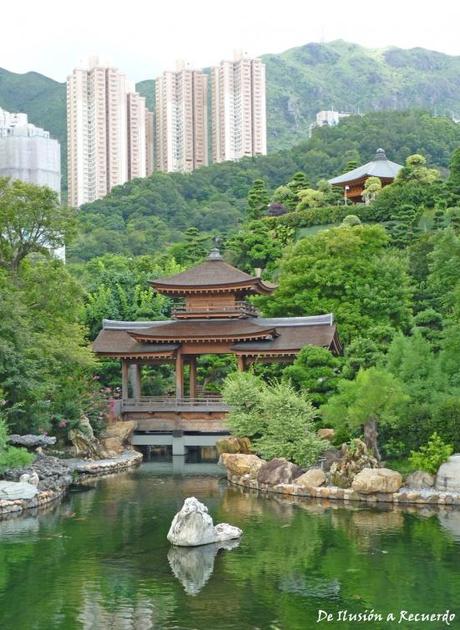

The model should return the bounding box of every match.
[168,539,240,595]
[439,510,460,541]
[279,573,341,598]
[141,458,223,476]
[0,464,460,629]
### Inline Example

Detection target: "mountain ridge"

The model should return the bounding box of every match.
[1,40,460,182]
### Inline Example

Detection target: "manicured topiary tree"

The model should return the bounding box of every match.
[321,367,408,461]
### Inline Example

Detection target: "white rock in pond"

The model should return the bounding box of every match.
[167,497,242,547]
[0,481,38,500]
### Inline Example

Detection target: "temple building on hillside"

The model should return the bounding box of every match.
[93,246,341,453]
[329,148,403,203]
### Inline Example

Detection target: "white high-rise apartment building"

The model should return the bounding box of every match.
[67,57,153,207]
[0,107,61,193]
[145,110,155,177]
[0,107,63,259]
[211,52,267,163]
[127,91,146,180]
[155,62,208,173]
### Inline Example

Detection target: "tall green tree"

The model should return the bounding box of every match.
[283,346,341,406]
[321,367,408,460]
[246,179,270,220]
[168,227,210,265]
[259,224,413,343]
[0,178,75,271]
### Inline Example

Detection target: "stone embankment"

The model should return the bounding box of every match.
[0,450,142,519]
[220,453,460,508]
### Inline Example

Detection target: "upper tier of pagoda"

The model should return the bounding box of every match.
[329,148,403,202]
[151,247,275,319]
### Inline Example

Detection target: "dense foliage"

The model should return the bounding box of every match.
[258,224,413,343]
[68,111,460,261]
[1,111,459,469]
[408,433,453,475]
[222,372,327,466]
[0,413,33,473]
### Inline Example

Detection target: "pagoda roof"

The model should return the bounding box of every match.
[329,148,403,186]
[92,325,179,358]
[151,249,275,295]
[127,319,278,343]
[93,314,340,356]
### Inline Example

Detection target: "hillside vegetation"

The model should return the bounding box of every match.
[68,110,460,261]
[265,40,460,149]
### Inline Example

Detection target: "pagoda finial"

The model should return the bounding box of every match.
[374,148,387,161]
[208,236,223,261]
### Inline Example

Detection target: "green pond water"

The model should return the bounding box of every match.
[1,460,460,630]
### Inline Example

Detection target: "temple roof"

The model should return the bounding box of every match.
[151,250,275,295]
[93,314,340,356]
[127,319,278,343]
[329,148,403,186]
[92,327,179,357]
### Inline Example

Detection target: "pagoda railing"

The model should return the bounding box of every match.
[121,395,229,413]
[172,301,258,318]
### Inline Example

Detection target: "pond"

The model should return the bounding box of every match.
[1,460,460,629]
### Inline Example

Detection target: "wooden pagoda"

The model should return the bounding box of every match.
[329,148,403,203]
[93,247,341,439]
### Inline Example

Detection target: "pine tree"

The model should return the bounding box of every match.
[285,172,311,210]
[247,179,270,220]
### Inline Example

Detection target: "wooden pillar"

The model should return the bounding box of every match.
[121,360,129,401]
[132,364,142,400]
[175,353,184,400]
[189,356,197,399]
[237,355,246,371]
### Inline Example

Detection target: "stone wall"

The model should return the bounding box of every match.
[226,472,460,507]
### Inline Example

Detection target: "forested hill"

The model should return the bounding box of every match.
[263,40,460,149]
[2,40,460,162]
[68,110,460,262]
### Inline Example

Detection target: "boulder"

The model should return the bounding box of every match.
[8,434,56,449]
[329,439,379,488]
[219,453,265,478]
[216,436,252,455]
[100,437,124,456]
[78,415,95,440]
[317,428,336,442]
[257,458,303,486]
[296,468,326,489]
[0,481,38,500]
[436,454,460,493]
[320,448,342,472]
[68,428,102,458]
[100,421,137,456]
[352,468,403,494]
[167,497,242,547]
[19,472,40,487]
[405,470,435,489]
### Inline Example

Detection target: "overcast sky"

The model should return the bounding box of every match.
[2,0,459,83]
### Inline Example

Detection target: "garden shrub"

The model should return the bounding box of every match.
[222,372,328,466]
[408,432,453,474]
[264,205,370,229]
[0,416,34,474]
